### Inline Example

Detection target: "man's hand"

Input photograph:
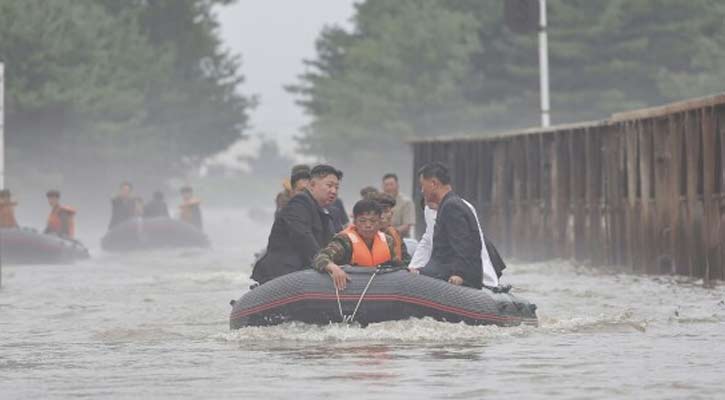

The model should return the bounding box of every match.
[325,263,350,290]
[408,267,420,274]
[448,275,463,285]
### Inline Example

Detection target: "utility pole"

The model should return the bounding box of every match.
[538,0,551,127]
[0,62,4,287]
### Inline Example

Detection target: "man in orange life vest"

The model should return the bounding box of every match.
[179,186,203,230]
[44,190,76,238]
[369,192,411,266]
[313,199,406,290]
[0,189,19,228]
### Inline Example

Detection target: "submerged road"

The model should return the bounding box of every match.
[1,208,724,399]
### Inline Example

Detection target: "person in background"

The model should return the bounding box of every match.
[370,192,411,266]
[382,173,415,238]
[328,196,349,233]
[416,162,483,289]
[276,164,311,212]
[252,165,341,285]
[144,191,170,218]
[44,190,76,239]
[179,186,203,230]
[0,189,19,228]
[313,199,405,290]
[108,181,136,230]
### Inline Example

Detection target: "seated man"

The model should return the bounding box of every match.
[0,189,19,228]
[369,192,411,265]
[252,165,342,284]
[144,191,170,218]
[108,181,135,230]
[44,190,77,239]
[417,162,483,289]
[409,197,504,288]
[313,199,406,290]
[178,186,203,230]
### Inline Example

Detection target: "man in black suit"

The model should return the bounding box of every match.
[251,164,342,284]
[417,162,483,289]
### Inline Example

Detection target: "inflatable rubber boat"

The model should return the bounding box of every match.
[0,227,90,264]
[101,217,209,252]
[230,266,537,328]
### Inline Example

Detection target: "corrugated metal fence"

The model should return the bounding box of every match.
[411,94,725,283]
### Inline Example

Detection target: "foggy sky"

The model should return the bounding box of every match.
[217,0,357,158]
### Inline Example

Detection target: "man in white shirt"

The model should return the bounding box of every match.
[409,199,502,288]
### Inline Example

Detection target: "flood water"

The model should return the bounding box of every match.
[1,208,724,399]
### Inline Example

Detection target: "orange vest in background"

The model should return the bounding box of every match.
[344,226,391,267]
[385,226,403,263]
[179,198,201,224]
[47,205,76,238]
[0,202,19,228]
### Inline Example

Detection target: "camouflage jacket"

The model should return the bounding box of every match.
[312,231,411,272]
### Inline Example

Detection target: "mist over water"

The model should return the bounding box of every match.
[1,207,724,399]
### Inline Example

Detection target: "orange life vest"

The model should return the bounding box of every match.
[344,226,392,267]
[385,226,403,263]
[47,205,76,238]
[0,202,19,228]
[179,198,201,224]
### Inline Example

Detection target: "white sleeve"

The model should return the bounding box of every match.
[462,199,499,287]
[409,206,436,269]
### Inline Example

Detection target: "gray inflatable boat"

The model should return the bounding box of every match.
[0,227,90,265]
[230,266,537,329]
[101,217,209,252]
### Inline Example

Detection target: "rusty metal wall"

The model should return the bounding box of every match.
[411,94,725,283]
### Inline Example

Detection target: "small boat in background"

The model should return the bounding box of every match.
[0,227,90,265]
[101,217,209,252]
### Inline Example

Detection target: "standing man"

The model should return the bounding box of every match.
[276,164,311,212]
[44,190,76,239]
[251,165,342,284]
[417,162,483,289]
[382,173,415,238]
[179,186,203,230]
[144,191,170,218]
[108,181,135,230]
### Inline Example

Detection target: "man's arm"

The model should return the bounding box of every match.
[312,235,352,272]
[440,204,480,284]
[280,197,322,264]
[409,207,435,269]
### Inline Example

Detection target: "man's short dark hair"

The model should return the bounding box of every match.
[352,199,382,217]
[371,192,396,209]
[290,164,311,187]
[382,173,398,182]
[153,191,164,201]
[418,162,451,185]
[311,164,342,180]
[180,186,193,193]
[46,190,61,198]
[0,189,11,197]
[120,181,133,190]
[360,186,378,198]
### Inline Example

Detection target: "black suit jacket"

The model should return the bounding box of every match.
[420,191,483,289]
[252,189,334,284]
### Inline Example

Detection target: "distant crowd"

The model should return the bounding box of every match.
[0,182,205,240]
